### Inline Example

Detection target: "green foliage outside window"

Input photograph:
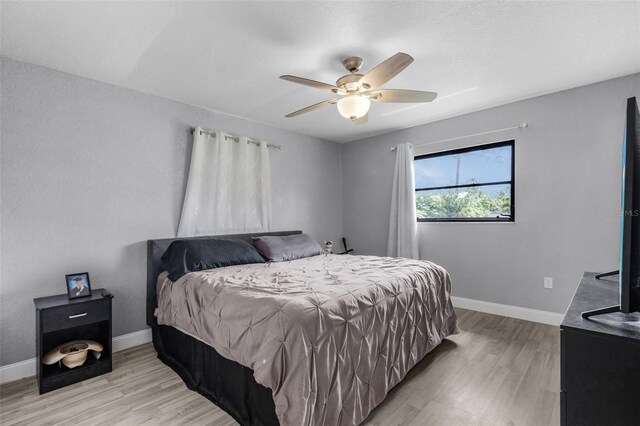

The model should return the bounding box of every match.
[416,186,511,219]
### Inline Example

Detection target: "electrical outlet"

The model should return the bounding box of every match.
[544,277,553,289]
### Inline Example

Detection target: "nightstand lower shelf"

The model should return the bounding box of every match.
[39,356,112,394]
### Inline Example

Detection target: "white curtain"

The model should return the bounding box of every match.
[387,143,419,259]
[177,128,272,237]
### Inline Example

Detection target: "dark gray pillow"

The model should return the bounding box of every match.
[252,234,324,262]
[161,239,265,281]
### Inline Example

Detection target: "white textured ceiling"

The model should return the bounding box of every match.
[2,1,639,143]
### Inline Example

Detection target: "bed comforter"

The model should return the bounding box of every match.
[155,253,459,425]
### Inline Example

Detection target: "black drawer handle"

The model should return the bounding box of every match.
[68,313,88,319]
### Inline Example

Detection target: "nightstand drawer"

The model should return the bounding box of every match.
[41,300,110,333]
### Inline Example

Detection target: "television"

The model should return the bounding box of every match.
[583,97,640,318]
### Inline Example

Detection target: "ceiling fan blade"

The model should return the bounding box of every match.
[358,52,414,90]
[280,75,339,93]
[366,89,437,103]
[351,113,368,125]
[285,99,338,118]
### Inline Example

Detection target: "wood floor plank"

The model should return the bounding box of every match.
[0,309,560,425]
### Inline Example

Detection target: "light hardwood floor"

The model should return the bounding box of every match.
[0,309,560,425]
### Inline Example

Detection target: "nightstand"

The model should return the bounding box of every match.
[34,289,113,394]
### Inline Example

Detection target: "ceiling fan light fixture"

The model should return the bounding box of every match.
[337,95,370,120]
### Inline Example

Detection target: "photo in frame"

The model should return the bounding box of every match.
[65,272,92,300]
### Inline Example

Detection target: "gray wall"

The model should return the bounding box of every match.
[0,57,343,366]
[2,55,638,366]
[342,73,640,314]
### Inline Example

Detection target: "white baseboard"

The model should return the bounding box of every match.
[0,328,152,385]
[0,358,37,386]
[451,296,564,326]
[112,328,152,352]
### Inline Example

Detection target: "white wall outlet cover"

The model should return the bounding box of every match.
[544,277,553,289]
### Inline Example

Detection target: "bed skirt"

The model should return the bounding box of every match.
[153,325,279,426]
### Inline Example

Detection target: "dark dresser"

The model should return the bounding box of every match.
[34,289,113,394]
[561,273,640,426]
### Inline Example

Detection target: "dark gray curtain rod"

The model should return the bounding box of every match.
[191,127,282,150]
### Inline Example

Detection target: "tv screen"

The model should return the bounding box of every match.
[620,96,640,313]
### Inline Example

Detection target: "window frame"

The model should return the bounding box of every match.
[414,140,515,223]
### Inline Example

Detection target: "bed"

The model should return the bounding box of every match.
[147,231,459,426]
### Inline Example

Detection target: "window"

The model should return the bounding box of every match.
[414,140,514,222]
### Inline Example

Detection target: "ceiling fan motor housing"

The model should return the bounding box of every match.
[336,73,363,93]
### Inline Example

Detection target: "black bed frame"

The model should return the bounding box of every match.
[147,230,302,426]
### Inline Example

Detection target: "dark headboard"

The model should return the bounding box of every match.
[146,230,302,327]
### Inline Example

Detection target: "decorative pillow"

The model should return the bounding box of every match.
[252,234,324,262]
[161,239,265,281]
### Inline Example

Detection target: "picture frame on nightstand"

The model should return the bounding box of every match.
[65,272,92,300]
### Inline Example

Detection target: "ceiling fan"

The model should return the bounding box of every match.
[280,52,437,124]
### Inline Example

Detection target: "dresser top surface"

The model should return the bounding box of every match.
[562,273,640,340]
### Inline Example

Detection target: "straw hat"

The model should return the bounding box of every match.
[42,340,103,369]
